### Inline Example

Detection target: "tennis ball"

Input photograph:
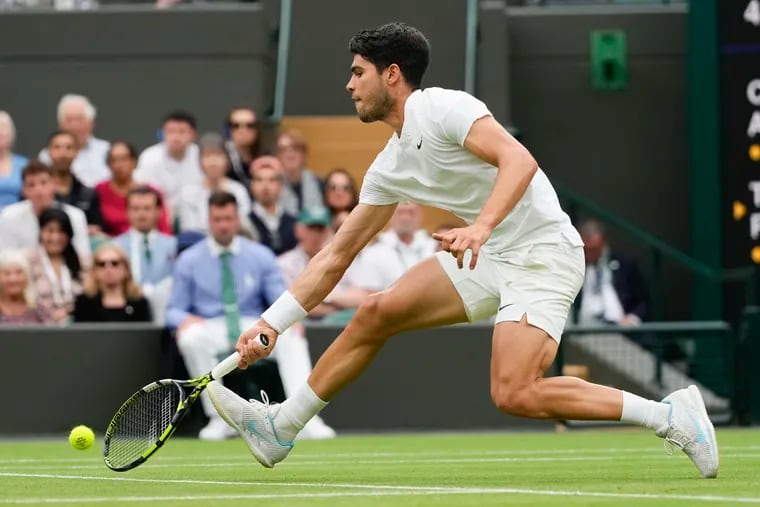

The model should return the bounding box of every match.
[69,425,95,450]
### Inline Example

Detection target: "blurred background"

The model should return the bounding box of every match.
[0,0,758,437]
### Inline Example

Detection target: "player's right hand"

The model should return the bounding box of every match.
[235,321,279,369]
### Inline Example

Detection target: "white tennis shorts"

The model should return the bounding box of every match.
[435,240,585,342]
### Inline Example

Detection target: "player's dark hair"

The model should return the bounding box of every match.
[38,207,82,280]
[126,185,163,208]
[348,22,430,89]
[21,159,53,182]
[163,110,197,131]
[208,190,237,209]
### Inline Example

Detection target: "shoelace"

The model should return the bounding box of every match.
[249,390,271,407]
[662,425,690,456]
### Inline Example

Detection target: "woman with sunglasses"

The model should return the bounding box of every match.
[27,208,84,324]
[323,168,359,216]
[224,106,262,191]
[73,243,151,322]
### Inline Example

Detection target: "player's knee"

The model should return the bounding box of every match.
[352,292,400,334]
[491,383,538,417]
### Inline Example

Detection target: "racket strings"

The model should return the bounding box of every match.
[104,384,182,469]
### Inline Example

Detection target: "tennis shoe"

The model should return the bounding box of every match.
[208,381,293,468]
[656,385,719,478]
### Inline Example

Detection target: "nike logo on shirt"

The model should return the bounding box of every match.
[417,137,423,149]
[498,303,513,312]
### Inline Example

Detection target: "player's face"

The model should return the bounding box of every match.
[208,203,239,246]
[40,221,68,257]
[127,193,161,233]
[163,121,195,155]
[347,54,393,123]
[23,173,55,210]
[48,133,78,171]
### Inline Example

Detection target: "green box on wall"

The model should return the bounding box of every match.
[590,30,628,90]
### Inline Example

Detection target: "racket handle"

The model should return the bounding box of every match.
[210,335,270,379]
[211,352,241,379]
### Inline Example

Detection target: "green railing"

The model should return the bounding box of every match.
[555,182,758,320]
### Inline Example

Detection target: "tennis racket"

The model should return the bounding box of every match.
[103,335,268,472]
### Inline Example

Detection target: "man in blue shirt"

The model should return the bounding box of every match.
[167,190,331,440]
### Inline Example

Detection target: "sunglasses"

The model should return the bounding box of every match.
[229,122,257,130]
[327,184,353,192]
[95,259,122,268]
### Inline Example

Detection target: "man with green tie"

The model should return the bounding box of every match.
[166,190,333,441]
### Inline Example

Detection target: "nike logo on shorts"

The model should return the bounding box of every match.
[498,303,513,312]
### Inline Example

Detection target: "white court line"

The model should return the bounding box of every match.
[1,476,759,505]
[1,444,758,465]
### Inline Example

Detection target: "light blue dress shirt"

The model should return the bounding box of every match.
[0,154,27,210]
[166,236,286,328]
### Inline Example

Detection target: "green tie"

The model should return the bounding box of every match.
[220,251,241,345]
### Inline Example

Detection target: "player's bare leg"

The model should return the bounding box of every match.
[307,257,468,400]
[489,316,718,477]
[208,257,468,467]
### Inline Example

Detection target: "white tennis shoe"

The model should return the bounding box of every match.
[656,385,719,478]
[207,381,293,468]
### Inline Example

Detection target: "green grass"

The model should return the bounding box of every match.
[1,429,759,506]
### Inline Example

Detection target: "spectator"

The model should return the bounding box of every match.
[0,249,50,324]
[0,161,90,260]
[224,106,261,190]
[275,130,324,215]
[278,205,368,321]
[95,141,171,237]
[27,208,84,325]
[0,111,28,210]
[134,110,203,216]
[323,168,358,216]
[248,156,297,255]
[356,203,437,292]
[47,131,103,234]
[114,187,176,325]
[38,94,110,187]
[73,243,151,323]
[167,191,332,440]
[577,219,649,326]
[177,133,253,236]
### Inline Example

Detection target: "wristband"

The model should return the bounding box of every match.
[261,291,308,333]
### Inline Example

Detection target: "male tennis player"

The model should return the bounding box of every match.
[209,22,718,478]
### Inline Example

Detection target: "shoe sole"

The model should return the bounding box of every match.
[687,385,719,478]
[208,386,274,469]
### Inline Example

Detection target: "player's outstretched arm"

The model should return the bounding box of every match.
[435,116,538,269]
[236,203,396,367]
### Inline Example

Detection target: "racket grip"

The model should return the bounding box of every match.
[211,352,241,379]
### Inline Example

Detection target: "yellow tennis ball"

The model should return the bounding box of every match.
[69,425,95,450]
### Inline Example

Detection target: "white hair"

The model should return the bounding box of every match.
[0,111,15,142]
[0,248,35,307]
[57,94,97,123]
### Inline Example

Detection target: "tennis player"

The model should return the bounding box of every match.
[209,22,718,478]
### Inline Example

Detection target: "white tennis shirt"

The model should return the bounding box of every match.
[359,87,583,254]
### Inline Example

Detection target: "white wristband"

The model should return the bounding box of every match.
[261,291,308,334]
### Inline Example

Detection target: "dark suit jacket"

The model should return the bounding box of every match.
[577,250,650,322]
[248,211,298,256]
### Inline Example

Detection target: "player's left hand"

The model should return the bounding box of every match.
[235,321,279,369]
[433,223,492,270]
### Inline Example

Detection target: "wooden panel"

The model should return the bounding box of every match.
[279,116,466,233]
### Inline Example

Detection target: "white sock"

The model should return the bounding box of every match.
[620,391,671,430]
[274,383,328,441]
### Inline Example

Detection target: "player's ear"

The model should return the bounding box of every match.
[385,63,402,85]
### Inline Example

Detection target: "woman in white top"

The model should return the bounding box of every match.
[177,132,255,238]
[26,207,84,324]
